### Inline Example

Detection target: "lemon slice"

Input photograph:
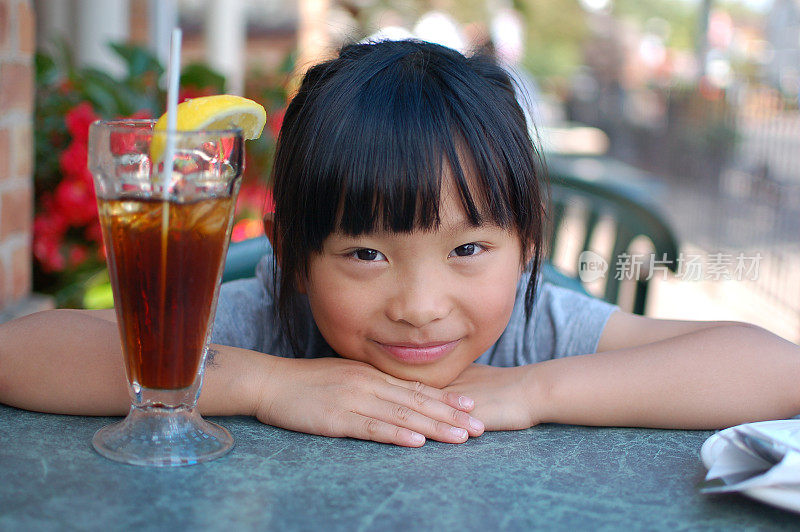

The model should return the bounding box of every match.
[151,95,267,162]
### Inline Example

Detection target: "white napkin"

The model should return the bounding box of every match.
[704,422,800,493]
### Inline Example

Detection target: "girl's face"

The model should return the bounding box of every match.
[301,179,525,387]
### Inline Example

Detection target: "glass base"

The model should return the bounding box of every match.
[92,405,233,466]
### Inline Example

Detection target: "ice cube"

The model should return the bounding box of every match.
[173,147,211,175]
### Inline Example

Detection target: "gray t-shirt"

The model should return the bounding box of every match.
[212,249,618,365]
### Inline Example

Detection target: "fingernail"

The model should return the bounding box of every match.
[469,416,484,432]
[410,432,425,444]
[458,396,474,409]
[450,427,468,439]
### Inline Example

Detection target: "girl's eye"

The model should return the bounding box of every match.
[449,243,483,258]
[352,248,385,261]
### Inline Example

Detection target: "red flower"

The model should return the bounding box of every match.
[33,207,68,239]
[268,108,285,139]
[231,218,264,243]
[33,238,65,272]
[59,140,92,183]
[33,210,68,273]
[67,244,89,268]
[65,102,99,144]
[84,221,103,244]
[235,184,274,216]
[53,177,98,226]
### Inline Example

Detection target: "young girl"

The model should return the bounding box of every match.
[2,40,799,448]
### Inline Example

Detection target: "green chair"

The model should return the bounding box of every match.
[222,236,270,283]
[547,156,680,315]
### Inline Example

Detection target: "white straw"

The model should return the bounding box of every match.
[162,27,182,189]
[158,28,182,358]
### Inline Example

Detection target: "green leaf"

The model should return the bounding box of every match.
[278,50,296,74]
[181,63,226,93]
[82,269,114,309]
[74,68,124,116]
[261,85,287,110]
[34,52,59,85]
[83,281,114,309]
[110,42,164,80]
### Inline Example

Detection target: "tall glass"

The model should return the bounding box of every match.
[88,120,242,466]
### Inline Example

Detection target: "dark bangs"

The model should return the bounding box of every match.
[301,50,517,239]
[272,40,545,349]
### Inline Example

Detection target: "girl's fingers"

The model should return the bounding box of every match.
[344,412,427,447]
[374,383,484,437]
[355,395,474,444]
[384,375,476,413]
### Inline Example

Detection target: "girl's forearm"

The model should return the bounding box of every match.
[198,344,278,417]
[0,309,267,417]
[0,310,130,414]
[531,324,800,429]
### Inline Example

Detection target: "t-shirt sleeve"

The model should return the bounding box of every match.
[531,283,618,361]
[210,252,332,359]
[476,276,618,367]
[211,277,271,351]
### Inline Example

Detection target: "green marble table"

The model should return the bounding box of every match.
[0,404,796,530]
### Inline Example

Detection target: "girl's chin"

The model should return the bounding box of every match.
[335,348,468,388]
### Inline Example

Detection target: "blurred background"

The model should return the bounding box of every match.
[1,0,799,342]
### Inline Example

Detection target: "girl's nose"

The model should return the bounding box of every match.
[385,272,452,328]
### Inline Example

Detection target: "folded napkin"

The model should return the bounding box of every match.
[703,421,800,493]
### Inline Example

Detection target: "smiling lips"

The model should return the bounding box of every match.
[377,339,461,363]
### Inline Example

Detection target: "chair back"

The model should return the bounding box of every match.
[548,164,680,314]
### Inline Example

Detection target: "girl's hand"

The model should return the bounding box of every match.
[253,357,485,447]
[442,364,538,431]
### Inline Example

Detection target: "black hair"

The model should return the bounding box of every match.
[271,39,546,351]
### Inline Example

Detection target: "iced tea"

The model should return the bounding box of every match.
[99,195,235,390]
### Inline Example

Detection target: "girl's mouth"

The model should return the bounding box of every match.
[375,339,461,364]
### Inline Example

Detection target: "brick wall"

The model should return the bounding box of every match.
[0,0,34,313]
